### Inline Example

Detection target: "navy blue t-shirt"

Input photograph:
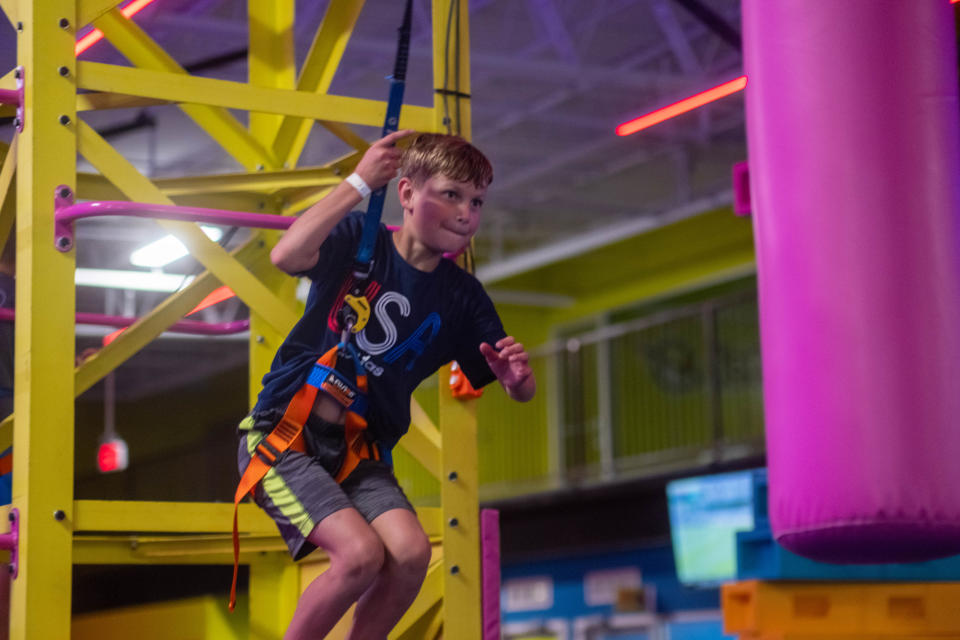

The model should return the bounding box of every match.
[253,212,506,450]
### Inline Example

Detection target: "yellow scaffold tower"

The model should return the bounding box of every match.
[0,1,483,637]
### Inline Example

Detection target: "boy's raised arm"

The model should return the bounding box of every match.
[271,129,415,275]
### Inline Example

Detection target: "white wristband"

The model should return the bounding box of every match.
[345,172,372,199]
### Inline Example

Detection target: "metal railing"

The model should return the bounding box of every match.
[534,291,764,490]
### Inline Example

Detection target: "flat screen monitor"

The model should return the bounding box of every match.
[666,470,757,586]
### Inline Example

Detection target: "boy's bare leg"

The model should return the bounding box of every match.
[346,508,432,639]
[284,508,385,640]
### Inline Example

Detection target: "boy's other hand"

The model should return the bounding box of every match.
[354,129,417,190]
[480,337,535,402]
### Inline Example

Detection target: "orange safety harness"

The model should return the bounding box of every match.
[230,340,377,611]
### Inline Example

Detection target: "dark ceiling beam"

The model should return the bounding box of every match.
[671,0,742,51]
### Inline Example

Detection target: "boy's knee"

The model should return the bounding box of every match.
[392,529,431,580]
[336,529,385,586]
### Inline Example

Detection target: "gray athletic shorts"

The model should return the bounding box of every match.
[237,412,415,561]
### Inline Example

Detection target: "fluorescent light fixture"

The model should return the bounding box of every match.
[76,268,194,292]
[616,75,748,137]
[130,226,223,268]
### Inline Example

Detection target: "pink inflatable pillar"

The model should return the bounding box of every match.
[743,0,960,563]
[481,509,501,640]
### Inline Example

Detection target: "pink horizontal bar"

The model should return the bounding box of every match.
[55,199,295,251]
[53,198,465,260]
[55,200,294,229]
[0,307,249,336]
[0,88,20,106]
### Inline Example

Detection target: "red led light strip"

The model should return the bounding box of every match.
[76,0,159,55]
[617,75,747,137]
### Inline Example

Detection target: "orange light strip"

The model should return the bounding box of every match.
[188,286,236,316]
[616,75,747,137]
[76,0,160,56]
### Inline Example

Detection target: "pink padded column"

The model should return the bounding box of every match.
[481,509,501,640]
[743,0,960,562]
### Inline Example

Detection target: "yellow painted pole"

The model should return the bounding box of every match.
[431,2,480,635]
[247,0,299,410]
[438,364,482,639]
[433,0,472,138]
[12,1,77,638]
[248,0,295,145]
[248,555,300,639]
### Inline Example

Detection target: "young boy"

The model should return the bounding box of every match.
[238,130,535,639]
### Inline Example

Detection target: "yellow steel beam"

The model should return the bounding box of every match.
[149,167,341,196]
[0,185,13,262]
[73,535,288,565]
[0,67,17,90]
[76,92,168,111]
[249,554,300,640]
[74,499,277,534]
[273,0,366,167]
[391,561,444,640]
[76,61,436,132]
[93,7,278,170]
[77,0,121,29]
[0,133,16,253]
[75,172,279,213]
[12,1,77,637]
[395,600,443,640]
[248,0,295,145]
[0,0,17,30]
[433,0,473,137]
[76,119,299,335]
[403,400,443,479]
[318,120,371,153]
[280,185,336,217]
[70,505,443,566]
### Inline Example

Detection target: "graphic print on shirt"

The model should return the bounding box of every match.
[328,277,442,376]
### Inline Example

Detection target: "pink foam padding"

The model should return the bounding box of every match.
[481,509,501,640]
[743,0,960,563]
[732,161,751,216]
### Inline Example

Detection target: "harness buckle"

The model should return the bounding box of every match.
[254,439,281,466]
[343,294,371,332]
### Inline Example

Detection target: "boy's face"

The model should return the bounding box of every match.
[399,174,486,254]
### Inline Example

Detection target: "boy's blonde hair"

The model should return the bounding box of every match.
[400,133,493,189]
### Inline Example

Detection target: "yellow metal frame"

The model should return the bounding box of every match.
[2,1,481,638]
